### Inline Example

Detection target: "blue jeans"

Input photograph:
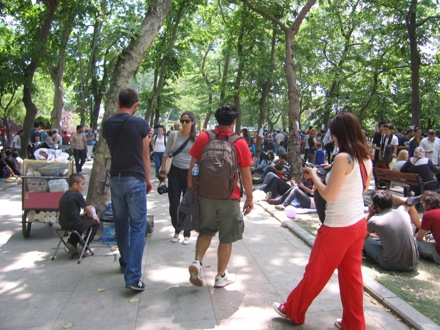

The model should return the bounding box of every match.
[153,152,164,175]
[110,177,147,285]
[363,237,385,267]
[417,240,440,264]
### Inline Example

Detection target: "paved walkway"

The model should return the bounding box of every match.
[0,161,438,329]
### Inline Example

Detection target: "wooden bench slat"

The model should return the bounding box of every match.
[373,168,422,196]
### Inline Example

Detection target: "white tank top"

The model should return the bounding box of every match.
[324,158,372,227]
[153,136,166,153]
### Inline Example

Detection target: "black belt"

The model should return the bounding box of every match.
[111,172,135,178]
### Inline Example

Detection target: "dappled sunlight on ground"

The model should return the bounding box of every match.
[4,251,47,272]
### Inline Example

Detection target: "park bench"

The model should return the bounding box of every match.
[373,167,422,197]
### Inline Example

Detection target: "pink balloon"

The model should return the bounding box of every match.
[284,205,297,219]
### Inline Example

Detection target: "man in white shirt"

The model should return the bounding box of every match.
[380,123,399,159]
[420,129,440,165]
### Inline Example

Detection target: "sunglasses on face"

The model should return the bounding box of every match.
[180,119,192,124]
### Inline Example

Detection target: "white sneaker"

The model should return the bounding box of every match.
[334,318,342,329]
[170,234,179,243]
[188,261,203,287]
[182,237,190,245]
[214,271,236,288]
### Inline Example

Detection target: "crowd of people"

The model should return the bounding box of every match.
[1,89,439,329]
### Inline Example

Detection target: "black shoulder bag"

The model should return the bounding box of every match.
[313,160,367,224]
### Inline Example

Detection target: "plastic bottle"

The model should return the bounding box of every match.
[192,164,199,176]
[99,202,116,244]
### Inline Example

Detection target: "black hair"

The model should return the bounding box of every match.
[68,173,85,187]
[371,190,393,210]
[118,88,139,109]
[267,151,275,161]
[383,123,394,130]
[215,104,239,126]
[76,125,83,131]
[180,111,197,141]
[33,121,42,128]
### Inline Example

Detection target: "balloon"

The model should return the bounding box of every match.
[284,205,297,219]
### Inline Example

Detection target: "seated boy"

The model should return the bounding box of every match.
[59,173,100,255]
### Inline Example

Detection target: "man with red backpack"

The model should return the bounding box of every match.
[187,104,253,288]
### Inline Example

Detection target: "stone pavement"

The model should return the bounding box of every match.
[0,161,438,329]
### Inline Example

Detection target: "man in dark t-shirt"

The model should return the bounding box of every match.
[59,174,100,255]
[102,88,152,292]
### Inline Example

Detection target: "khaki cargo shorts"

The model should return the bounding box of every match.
[198,198,244,243]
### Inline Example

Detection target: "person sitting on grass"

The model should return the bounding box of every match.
[265,169,315,209]
[58,173,100,255]
[364,190,420,271]
[253,153,291,185]
[0,151,21,182]
[314,143,325,165]
[415,191,440,264]
[251,151,270,175]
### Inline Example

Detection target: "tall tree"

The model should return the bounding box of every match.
[20,0,60,157]
[240,0,317,180]
[48,1,87,129]
[144,0,188,124]
[87,0,172,209]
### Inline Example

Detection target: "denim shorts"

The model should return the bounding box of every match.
[198,198,244,243]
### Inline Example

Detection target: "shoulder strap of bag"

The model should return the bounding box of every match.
[170,132,191,158]
[359,160,367,191]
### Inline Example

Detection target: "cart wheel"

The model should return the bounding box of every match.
[22,211,31,238]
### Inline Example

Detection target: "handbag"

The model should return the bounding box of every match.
[313,178,327,224]
[165,133,178,174]
[165,133,191,174]
[314,159,367,224]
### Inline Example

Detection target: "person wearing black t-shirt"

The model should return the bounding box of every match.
[59,174,100,255]
[102,88,152,292]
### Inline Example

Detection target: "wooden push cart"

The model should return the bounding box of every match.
[21,160,73,237]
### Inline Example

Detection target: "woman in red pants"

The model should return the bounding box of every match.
[273,112,372,330]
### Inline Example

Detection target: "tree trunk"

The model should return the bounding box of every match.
[406,0,421,126]
[20,0,59,158]
[285,31,302,180]
[256,26,276,152]
[87,0,172,209]
[240,0,317,180]
[50,21,74,130]
[219,50,231,102]
[200,45,214,130]
[233,19,245,134]
[145,1,186,122]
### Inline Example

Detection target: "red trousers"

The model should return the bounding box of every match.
[284,219,367,330]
